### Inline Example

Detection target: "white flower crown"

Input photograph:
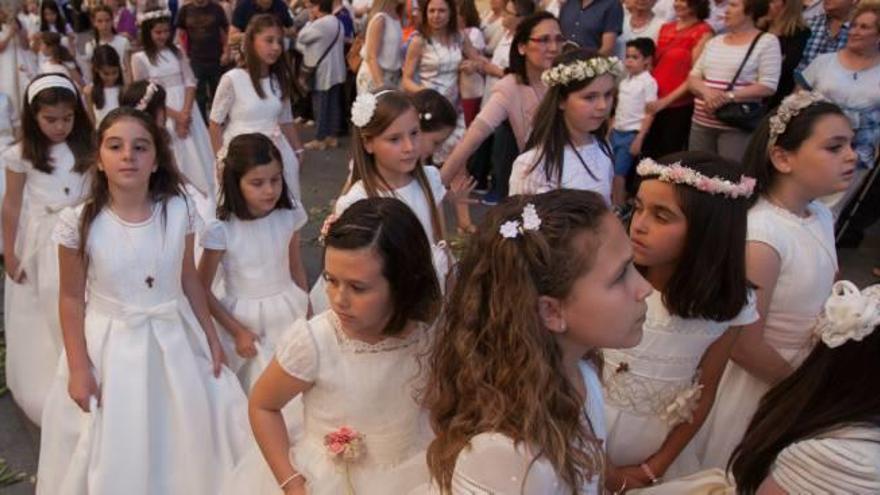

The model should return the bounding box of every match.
[768,90,828,148]
[541,56,623,87]
[350,90,395,128]
[636,158,756,199]
[136,9,171,25]
[500,203,541,239]
[814,281,880,349]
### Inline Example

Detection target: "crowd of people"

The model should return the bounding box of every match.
[0,0,879,492]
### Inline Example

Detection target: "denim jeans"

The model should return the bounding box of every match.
[609,129,639,176]
[311,83,343,140]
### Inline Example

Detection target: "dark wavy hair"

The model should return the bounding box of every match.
[411,89,457,132]
[418,0,459,40]
[40,0,67,33]
[217,133,294,221]
[323,197,442,336]
[139,10,181,64]
[90,45,124,110]
[89,5,117,42]
[243,14,293,101]
[119,80,168,122]
[730,327,880,493]
[507,8,549,86]
[635,151,751,320]
[20,73,94,174]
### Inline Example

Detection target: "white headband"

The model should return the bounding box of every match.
[27,74,77,104]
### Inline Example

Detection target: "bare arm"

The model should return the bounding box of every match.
[364,15,386,88]
[3,169,26,281]
[401,35,427,93]
[439,118,496,184]
[209,120,225,155]
[288,231,308,292]
[84,85,97,125]
[181,234,227,376]
[58,244,97,412]
[281,122,303,155]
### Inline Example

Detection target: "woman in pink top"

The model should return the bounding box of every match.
[440,11,562,206]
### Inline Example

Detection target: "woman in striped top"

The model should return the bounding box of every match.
[687,0,780,162]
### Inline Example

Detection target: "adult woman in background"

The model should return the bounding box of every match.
[759,0,809,109]
[356,0,404,93]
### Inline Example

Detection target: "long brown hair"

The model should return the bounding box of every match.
[139,10,181,64]
[78,107,185,255]
[424,189,609,494]
[243,14,293,100]
[347,90,444,242]
[759,0,805,36]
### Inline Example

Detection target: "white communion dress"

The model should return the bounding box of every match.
[91,86,120,127]
[36,195,250,495]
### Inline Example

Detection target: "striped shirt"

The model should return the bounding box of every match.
[690,33,781,129]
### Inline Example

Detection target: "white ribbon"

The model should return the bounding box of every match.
[815,281,880,348]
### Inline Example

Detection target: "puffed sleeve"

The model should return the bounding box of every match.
[200,219,227,250]
[52,205,82,249]
[509,149,549,195]
[771,431,880,494]
[451,433,565,494]
[275,318,319,382]
[129,51,149,82]
[746,203,786,257]
[730,289,759,327]
[3,146,30,174]
[209,71,235,125]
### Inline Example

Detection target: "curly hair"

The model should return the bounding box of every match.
[423,189,609,493]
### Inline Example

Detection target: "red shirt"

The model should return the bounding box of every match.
[651,21,713,107]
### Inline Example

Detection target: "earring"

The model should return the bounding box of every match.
[559,321,567,333]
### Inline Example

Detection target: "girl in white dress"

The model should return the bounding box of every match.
[209,14,304,202]
[198,133,309,391]
[2,74,93,425]
[510,50,618,203]
[603,152,758,489]
[84,45,123,127]
[37,31,85,87]
[83,5,131,82]
[37,107,250,495]
[420,190,652,494]
[698,92,858,470]
[0,9,31,118]
[227,197,442,495]
[131,8,216,196]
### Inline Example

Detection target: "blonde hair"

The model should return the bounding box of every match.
[764,0,805,37]
[853,0,880,32]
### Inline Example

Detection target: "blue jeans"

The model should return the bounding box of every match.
[609,129,639,177]
[311,83,343,140]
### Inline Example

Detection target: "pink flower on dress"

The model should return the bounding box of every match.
[324,426,366,462]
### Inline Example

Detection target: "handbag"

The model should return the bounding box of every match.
[714,32,767,131]
[299,19,341,92]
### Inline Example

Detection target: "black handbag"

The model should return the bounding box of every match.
[298,20,341,92]
[714,32,767,131]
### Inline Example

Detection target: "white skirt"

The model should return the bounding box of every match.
[165,84,216,197]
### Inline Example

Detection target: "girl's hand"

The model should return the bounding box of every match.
[5,255,27,284]
[68,368,100,412]
[283,476,307,495]
[611,465,651,490]
[207,336,227,377]
[447,174,477,204]
[234,326,259,359]
[174,116,190,139]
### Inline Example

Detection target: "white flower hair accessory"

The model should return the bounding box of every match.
[814,281,880,349]
[541,56,623,87]
[420,112,432,121]
[768,91,827,148]
[500,203,542,239]
[636,158,756,199]
[136,82,159,111]
[136,8,171,25]
[350,90,394,128]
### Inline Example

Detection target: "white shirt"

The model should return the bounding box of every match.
[510,141,614,203]
[296,14,346,90]
[614,70,658,131]
[483,32,512,101]
[615,13,665,58]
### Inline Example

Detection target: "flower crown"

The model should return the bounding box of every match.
[136,8,171,25]
[814,281,880,349]
[541,56,623,87]
[500,203,541,239]
[636,158,756,199]
[135,81,159,111]
[350,90,394,128]
[768,91,827,148]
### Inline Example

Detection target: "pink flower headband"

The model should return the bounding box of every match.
[636,158,756,199]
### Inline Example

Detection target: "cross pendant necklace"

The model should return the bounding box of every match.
[145,276,155,288]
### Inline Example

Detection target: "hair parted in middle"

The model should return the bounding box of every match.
[90,45,124,110]
[243,13,293,101]
[217,132,294,221]
[139,8,181,64]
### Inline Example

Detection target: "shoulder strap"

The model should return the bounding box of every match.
[315,19,342,69]
[726,32,765,91]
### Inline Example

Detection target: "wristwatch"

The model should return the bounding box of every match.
[726,91,736,102]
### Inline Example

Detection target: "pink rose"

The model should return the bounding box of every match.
[328,441,346,455]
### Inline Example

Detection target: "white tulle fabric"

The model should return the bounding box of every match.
[200,206,309,390]
[36,196,250,495]
[2,142,90,425]
[813,281,880,348]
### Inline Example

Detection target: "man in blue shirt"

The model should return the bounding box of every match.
[558,0,623,56]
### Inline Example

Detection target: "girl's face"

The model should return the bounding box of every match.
[252,26,284,66]
[724,0,751,30]
[150,22,172,48]
[324,246,393,338]
[426,0,451,33]
[847,12,879,53]
[629,180,688,271]
[773,114,857,198]
[673,0,693,19]
[97,65,121,86]
[43,7,57,24]
[364,108,421,183]
[98,117,158,191]
[93,11,113,35]
[556,213,652,350]
[520,19,564,72]
[560,74,615,137]
[36,103,75,143]
[238,160,284,217]
[419,126,454,162]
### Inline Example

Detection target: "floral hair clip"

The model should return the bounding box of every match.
[500,203,542,239]
[541,56,623,87]
[814,281,880,349]
[350,90,394,128]
[768,91,828,148]
[636,158,756,199]
[136,8,171,25]
[420,112,432,121]
[135,81,159,111]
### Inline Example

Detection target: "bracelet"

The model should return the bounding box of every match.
[640,462,660,485]
[279,472,303,490]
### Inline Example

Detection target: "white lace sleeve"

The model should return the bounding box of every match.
[209,71,235,125]
[200,219,227,250]
[52,206,82,249]
[130,52,149,82]
[451,433,564,494]
[275,318,319,382]
[771,429,880,494]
